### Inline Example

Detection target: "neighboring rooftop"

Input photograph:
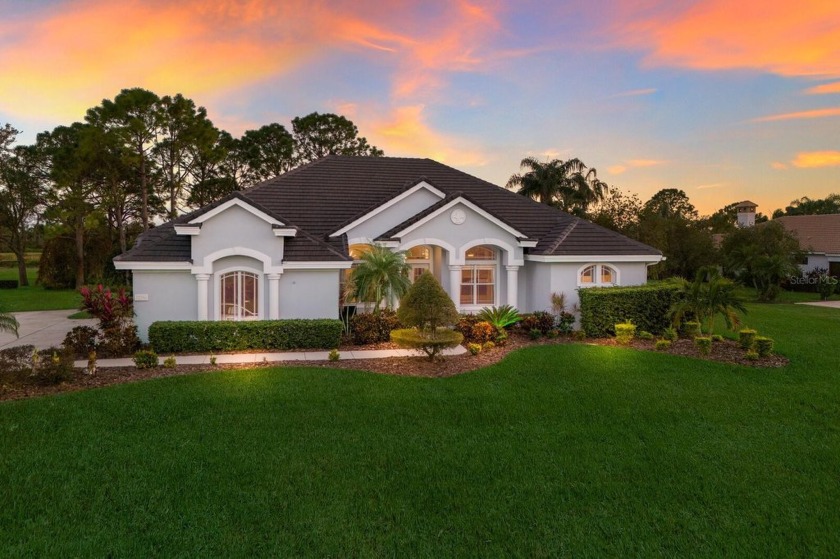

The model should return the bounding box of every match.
[774,214,840,255]
[117,156,661,262]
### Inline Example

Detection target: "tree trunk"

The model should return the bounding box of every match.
[14,239,29,287]
[75,218,85,289]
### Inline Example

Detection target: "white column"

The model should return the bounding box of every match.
[506,265,519,309]
[267,273,281,319]
[196,274,210,320]
[449,265,462,312]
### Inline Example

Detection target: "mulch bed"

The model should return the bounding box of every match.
[0,334,787,402]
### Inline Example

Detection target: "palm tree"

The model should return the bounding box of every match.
[0,306,19,338]
[670,267,747,335]
[506,157,608,214]
[346,244,411,313]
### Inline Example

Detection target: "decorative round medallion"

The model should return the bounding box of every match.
[450,208,466,225]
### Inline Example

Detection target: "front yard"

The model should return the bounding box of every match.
[1,302,839,555]
[0,268,81,312]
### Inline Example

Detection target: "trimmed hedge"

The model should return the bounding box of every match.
[579,284,681,338]
[148,319,343,353]
[0,279,19,289]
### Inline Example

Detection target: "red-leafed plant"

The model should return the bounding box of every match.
[79,284,133,330]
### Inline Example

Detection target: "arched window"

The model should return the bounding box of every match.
[406,245,432,283]
[578,264,618,287]
[220,271,259,320]
[461,245,497,307]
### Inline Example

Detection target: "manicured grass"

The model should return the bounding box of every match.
[1,303,839,555]
[0,268,81,312]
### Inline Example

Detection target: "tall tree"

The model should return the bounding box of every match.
[292,112,383,165]
[773,194,840,217]
[506,157,608,214]
[86,88,162,230]
[587,187,643,236]
[38,123,99,288]
[153,94,218,218]
[187,130,237,208]
[238,123,295,186]
[721,221,802,301]
[0,144,47,286]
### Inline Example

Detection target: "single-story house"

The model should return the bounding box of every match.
[115,156,663,341]
[773,214,840,275]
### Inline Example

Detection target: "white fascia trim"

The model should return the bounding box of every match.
[174,225,201,236]
[272,228,297,237]
[376,240,400,248]
[526,254,663,263]
[394,197,527,239]
[329,181,446,237]
[189,198,283,226]
[282,261,353,270]
[113,261,192,271]
[518,240,538,248]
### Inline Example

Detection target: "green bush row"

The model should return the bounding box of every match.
[148,320,343,353]
[0,279,19,289]
[579,284,682,338]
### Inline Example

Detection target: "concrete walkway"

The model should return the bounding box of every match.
[75,345,467,369]
[796,300,840,308]
[0,310,98,351]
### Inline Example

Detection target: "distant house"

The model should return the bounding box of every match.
[773,214,840,275]
[115,156,663,341]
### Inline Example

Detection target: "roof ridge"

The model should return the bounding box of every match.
[545,219,579,253]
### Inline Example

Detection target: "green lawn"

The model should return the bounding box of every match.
[0,268,81,312]
[1,303,839,556]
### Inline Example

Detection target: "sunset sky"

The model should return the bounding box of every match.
[1,0,838,214]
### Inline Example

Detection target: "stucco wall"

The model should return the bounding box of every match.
[192,205,284,266]
[278,270,340,319]
[344,186,441,242]
[132,271,197,341]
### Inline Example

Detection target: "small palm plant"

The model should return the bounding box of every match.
[0,305,19,337]
[670,267,747,335]
[346,244,411,313]
[477,305,521,331]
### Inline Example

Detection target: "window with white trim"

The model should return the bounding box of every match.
[406,245,432,283]
[460,245,497,306]
[220,271,259,320]
[579,264,617,287]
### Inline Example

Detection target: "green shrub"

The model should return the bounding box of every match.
[477,305,521,330]
[163,356,177,369]
[133,350,159,369]
[745,350,759,361]
[529,328,542,340]
[98,324,140,358]
[148,319,343,353]
[655,339,671,351]
[0,279,19,289]
[494,330,508,346]
[638,330,654,340]
[209,355,217,366]
[0,345,36,385]
[454,314,480,342]
[467,342,482,355]
[739,329,757,350]
[662,327,678,341]
[390,328,463,361]
[711,334,724,342]
[555,311,575,334]
[470,321,497,344]
[62,326,100,358]
[328,349,340,361]
[482,341,495,350]
[579,284,681,337]
[349,310,401,345]
[546,329,559,339]
[571,330,586,341]
[615,322,636,345]
[396,273,458,332]
[682,321,702,338]
[694,336,712,356]
[755,336,774,357]
[521,311,555,334]
[817,274,837,301]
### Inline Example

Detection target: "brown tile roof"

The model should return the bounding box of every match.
[118,156,660,262]
[774,214,840,255]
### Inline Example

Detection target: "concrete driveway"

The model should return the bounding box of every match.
[0,310,98,351]
[797,301,840,309]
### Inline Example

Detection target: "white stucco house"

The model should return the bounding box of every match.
[115,156,663,341]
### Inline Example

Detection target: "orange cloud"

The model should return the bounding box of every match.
[0,0,505,123]
[368,105,487,166]
[792,151,840,168]
[771,161,788,170]
[618,0,840,78]
[608,159,665,175]
[806,81,840,95]
[752,108,840,122]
